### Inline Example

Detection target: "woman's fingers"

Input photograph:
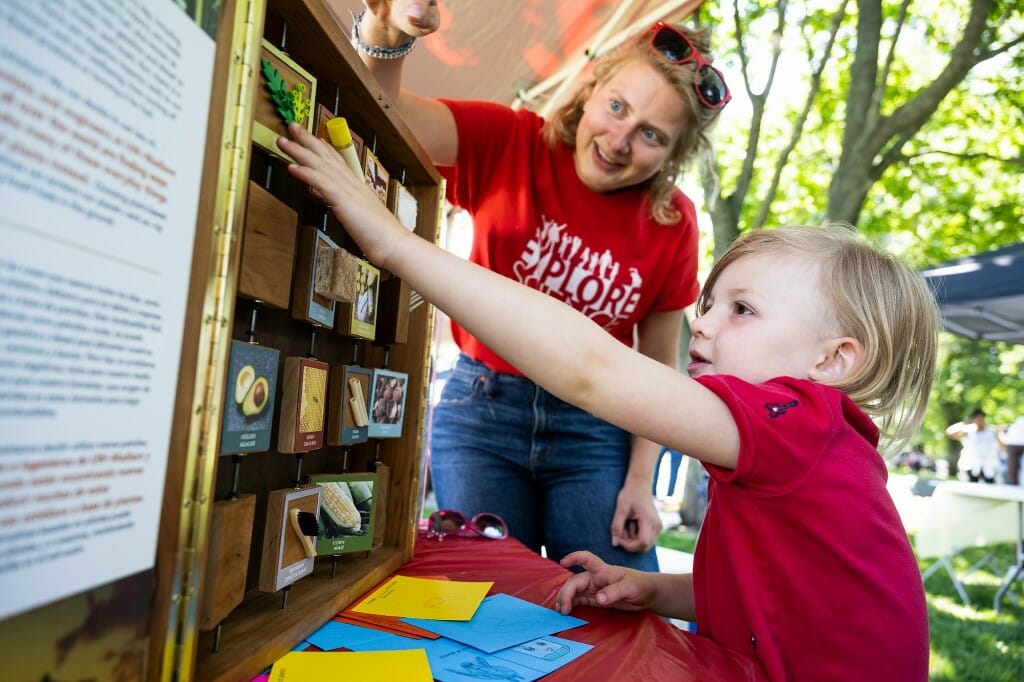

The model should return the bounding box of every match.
[395,0,439,34]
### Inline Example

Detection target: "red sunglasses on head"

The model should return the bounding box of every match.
[426,510,509,541]
[643,22,731,110]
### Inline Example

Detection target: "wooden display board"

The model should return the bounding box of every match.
[0,1,443,681]
[184,1,444,681]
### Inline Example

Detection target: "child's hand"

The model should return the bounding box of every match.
[278,123,405,266]
[554,551,652,615]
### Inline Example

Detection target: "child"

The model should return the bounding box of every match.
[278,124,935,681]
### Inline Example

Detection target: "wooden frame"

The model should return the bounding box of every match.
[291,226,339,327]
[258,486,323,592]
[252,39,317,160]
[0,0,444,680]
[177,0,443,679]
[237,181,297,310]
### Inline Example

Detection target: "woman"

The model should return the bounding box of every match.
[337,0,729,568]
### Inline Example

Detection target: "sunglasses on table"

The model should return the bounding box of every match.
[643,21,731,110]
[426,510,509,541]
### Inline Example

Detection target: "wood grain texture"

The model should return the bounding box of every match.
[198,495,257,630]
[238,181,297,310]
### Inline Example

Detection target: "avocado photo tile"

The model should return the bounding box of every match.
[219,340,280,455]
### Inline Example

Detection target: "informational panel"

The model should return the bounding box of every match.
[0,0,217,621]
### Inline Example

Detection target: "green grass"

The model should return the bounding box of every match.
[917,542,1023,681]
[657,526,698,554]
[657,529,1023,680]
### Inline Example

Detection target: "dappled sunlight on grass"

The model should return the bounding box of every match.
[928,651,954,678]
[919,543,1023,681]
[930,594,984,620]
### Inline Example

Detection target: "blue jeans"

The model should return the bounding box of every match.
[429,354,659,570]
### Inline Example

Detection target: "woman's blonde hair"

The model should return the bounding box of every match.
[697,224,940,451]
[542,24,722,225]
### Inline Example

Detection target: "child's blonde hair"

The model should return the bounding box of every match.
[542,24,722,226]
[697,225,939,450]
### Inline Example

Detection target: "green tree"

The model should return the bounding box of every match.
[700,0,1023,253]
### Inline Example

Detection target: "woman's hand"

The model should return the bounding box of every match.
[611,481,662,553]
[361,0,440,45]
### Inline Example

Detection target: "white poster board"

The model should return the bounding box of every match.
[0,0,216,620]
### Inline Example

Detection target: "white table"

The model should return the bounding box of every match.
[940,482,1024,612]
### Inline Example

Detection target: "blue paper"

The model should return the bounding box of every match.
[402,593,587,653]
[341,632,592,682]
[498,636,593,675]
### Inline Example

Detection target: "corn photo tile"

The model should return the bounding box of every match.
[308,473,378,555]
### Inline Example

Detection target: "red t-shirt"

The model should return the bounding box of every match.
[439,100,700,375]
[692,375,929,681]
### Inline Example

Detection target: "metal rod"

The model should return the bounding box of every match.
[246,301,260,343]
[229,455,242,501]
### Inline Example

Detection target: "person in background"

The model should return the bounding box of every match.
[330,0,730,569]
[946,408,1003,484]
[249,136,938,680]
[652,446,685,504]
[1003,415,1024,485]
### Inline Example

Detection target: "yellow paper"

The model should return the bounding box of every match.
[351,575,492,620]
[269,650,432,681]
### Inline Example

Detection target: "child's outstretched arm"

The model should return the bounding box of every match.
[555,551,696,620]
[278,125,739,468]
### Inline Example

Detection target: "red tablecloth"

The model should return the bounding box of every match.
[399,529,767,681]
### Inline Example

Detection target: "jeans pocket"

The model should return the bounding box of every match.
[437,358,490,408]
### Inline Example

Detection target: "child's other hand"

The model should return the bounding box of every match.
[554,551,651,615]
